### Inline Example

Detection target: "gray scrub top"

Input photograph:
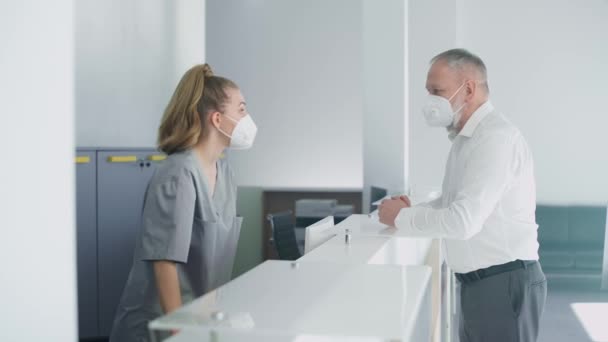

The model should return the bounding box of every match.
[109,149,242,342]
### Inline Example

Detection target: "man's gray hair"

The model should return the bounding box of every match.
[431,48,489,93]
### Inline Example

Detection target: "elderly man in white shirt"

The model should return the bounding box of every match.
[379,49,546,342]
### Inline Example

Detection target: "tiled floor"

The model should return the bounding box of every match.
[538,283,608,342]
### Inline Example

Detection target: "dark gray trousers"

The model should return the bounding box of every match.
[459,261,547,342]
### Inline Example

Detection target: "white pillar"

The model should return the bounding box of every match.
[0,1,77,341]
[362,0,409,213]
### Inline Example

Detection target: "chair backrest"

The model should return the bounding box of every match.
[267,210,301,260]
[304,216,335,254]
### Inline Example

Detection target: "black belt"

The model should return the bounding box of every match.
[456,260,537,284]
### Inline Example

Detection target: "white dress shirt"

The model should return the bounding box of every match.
[395,101,539,273]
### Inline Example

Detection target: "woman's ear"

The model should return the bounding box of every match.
[209,111,221,129]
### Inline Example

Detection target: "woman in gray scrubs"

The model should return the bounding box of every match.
[109,64,257,342]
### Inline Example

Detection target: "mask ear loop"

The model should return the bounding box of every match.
[449,82,467,113]
[215,113,240,139]
[448,82,467,102]
[453,103,465,114]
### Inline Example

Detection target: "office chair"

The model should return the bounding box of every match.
[267,210,301,260]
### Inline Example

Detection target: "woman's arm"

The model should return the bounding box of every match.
[153,260,182,314]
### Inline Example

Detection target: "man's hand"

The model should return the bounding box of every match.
[391,195,412,207]
[378,197,411,227]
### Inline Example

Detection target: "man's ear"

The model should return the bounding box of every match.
[465,79,477,100]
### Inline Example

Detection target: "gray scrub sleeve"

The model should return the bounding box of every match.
[139,172,196,263]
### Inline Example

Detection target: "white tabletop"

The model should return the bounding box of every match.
[150,260,431,341]
[297,235,390,264]
[327,214,431,238]
[300,215,433,266]
[165,329,391,342]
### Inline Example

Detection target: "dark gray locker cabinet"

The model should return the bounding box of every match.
[75,150,98,338]
[96,149,160,336]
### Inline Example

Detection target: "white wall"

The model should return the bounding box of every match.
[206,0,363,189]
[457,0,608,205]
[76,0,205,148]
[0,1,77,341]
[407,0,458,197]
[362,0,409,212]
[173,0,206,87]
[74,0,606,204]
[408,0,608,205]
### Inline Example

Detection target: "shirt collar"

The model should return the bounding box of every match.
[458,100,494,138]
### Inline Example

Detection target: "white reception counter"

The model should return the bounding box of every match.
[149,215,442,342]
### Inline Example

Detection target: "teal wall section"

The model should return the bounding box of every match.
[233,187,264,278]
